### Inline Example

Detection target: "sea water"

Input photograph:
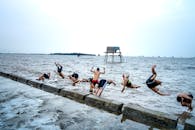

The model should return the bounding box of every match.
[0,53,195,117]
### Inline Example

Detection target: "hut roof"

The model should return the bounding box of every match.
[105,46,120,53]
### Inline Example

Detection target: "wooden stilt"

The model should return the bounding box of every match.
[104,46,123,63]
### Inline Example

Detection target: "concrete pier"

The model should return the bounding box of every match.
[123,103,178,129]
[1,71,194,129]
[26,80,42,89]
[60,89,89,103]
[16,76,28,84]
[85,95,123,115]
[41,84,60,94]
[184,117,195,130]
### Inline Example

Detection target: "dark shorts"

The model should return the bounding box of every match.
[146,81,159,88]
[43,73,49,79]
[126,81,132,87]
[146,75,157,88]
[72,73,79,79]
[98,79,107,88]
[57,66,63,73]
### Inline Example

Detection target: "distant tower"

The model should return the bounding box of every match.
[104,46,123,63]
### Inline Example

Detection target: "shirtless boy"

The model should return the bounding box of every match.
[90,67,105,93]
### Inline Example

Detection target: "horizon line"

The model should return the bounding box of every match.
[0,52,194,58]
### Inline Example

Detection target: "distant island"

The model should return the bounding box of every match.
[50,53,96,56]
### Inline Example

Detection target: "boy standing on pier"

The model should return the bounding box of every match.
[90,67,105,93]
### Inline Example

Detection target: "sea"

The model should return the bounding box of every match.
[0,53,195,117]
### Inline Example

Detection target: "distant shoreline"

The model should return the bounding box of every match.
[50,53,96,56]
[0,53,194,58]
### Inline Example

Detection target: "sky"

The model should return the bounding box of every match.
[0,0,194,57]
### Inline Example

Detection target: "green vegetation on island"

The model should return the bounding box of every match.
[50,53,96,56]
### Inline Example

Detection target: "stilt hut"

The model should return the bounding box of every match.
[104,46,123,63]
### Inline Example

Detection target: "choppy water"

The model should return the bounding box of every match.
[0,54,195,117]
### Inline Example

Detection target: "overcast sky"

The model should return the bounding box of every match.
[0,0,194,57]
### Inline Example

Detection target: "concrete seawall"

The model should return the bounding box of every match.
[59,89,89,103]
[184,117,195,130]
[85,95,123,115]
[123,103,178,129]
[1,71,194,129]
